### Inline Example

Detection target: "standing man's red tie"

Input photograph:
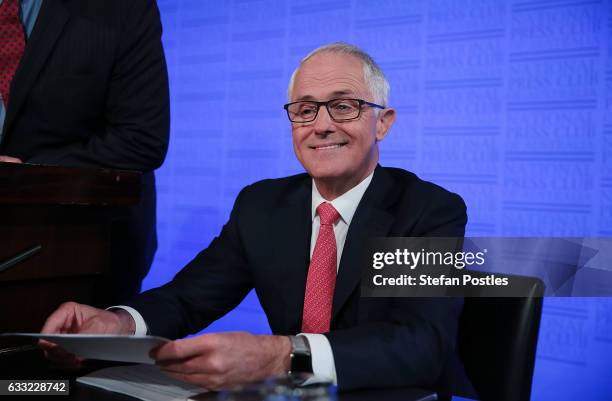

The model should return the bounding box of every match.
[302,202,340,333]
[0,0,25,108]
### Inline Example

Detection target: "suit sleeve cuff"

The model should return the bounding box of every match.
[107,305,149,336]
[298,333,337,385]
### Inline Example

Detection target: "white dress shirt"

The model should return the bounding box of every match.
[113,170,375,385]
[300,171,374,384]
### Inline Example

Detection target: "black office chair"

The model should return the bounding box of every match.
[456,274,544,401]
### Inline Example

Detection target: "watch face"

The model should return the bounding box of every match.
[289,336,313,374]
[291,353,313,374]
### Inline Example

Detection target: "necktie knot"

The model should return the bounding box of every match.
[317,202,340,226]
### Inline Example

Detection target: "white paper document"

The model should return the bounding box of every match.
[1,333,169,364]
[77,364,208,401]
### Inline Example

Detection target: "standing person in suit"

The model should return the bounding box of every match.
[0,0,170,304]
[40,43,468,393]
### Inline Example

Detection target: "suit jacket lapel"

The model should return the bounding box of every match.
[269,177,312,333]
[3,0,70,137]
[332,166,398,321]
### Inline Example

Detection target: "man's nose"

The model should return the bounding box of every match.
[313,105,334,135]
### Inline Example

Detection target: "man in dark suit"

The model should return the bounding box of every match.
[41,43,467,392]
[0,0,170,304]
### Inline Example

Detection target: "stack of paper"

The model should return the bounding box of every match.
[1,333,209,401]
[77,364,208,401]
[1,333,169,364]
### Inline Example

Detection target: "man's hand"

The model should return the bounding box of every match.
[0,155,22,163]
[152,332,291,390]
[39,302,136,369]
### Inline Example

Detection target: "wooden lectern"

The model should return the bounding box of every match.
[0,162,140,363]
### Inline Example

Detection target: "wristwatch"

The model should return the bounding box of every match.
[288,335,313,376]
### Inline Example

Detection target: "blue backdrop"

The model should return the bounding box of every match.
[148,1,612,399]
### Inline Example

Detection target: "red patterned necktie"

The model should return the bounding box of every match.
[302,202,340,333]
[0,0,25,108]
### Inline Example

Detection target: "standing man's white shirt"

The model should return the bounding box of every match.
[113,171,375,385]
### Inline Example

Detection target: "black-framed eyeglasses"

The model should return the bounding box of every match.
[283,98,385,123]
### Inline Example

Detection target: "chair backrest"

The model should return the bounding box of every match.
[457,275,544,401]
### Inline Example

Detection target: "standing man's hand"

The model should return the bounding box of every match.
[0,155,22,163]
[39,302,136,369]
[152,332,291,390]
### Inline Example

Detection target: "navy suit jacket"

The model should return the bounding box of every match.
[0,0,169,170]
[0,0,170,304]
[127,166,468,391]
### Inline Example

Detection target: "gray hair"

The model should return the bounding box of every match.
[287,42,390,107]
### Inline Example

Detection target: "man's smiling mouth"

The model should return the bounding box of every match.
[310,142,348,150]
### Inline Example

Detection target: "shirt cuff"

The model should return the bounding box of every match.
[298,333,337,385]
[106,305,149,336]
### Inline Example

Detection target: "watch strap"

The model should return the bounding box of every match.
[288,335,313,375]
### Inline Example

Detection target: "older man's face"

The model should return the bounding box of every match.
[290,53,391,189]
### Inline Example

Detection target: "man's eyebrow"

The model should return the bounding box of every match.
[295,90,357,102]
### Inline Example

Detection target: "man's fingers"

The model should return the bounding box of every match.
[41,310,71,334]
[38,302,113,370]
[38,339,56,350]
[152,336,216,361]
[41,302,84,334]
[40,342,83,370]
[155,354,218,375]
[0,155,22,163]
[39,341,70,360]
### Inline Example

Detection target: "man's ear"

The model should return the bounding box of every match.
[375,107,396,141]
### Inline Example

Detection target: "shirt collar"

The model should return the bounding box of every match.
[311,171,375,226]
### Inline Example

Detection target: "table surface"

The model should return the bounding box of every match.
[1,380,440,401]
[77,383,439,401]
[0,347,442,401]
